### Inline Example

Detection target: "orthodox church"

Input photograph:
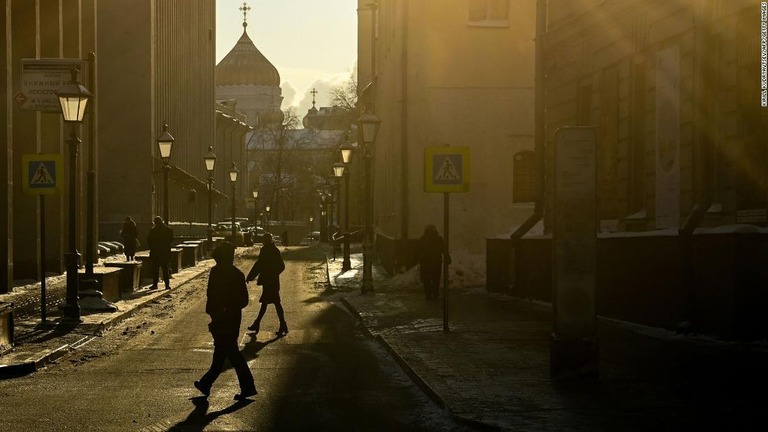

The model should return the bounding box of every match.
[215,5,283,127]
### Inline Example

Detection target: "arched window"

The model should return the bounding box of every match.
[513,151,536,203]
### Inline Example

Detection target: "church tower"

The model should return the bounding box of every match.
[216,3,283,127]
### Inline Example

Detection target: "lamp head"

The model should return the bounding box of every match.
[204,146,216,172]
[57,66,91,123]
[333,162,346,178]
[157,122,175,164]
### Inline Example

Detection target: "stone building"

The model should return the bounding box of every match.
[356,0,536,268]
[499,0,768,340]
[1,0,233,292]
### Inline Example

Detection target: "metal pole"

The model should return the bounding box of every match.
[342,169,351,271]
[163,164,170,223]
[207,178,213,252]
[62,127,81,322]
[39,195,46,323]
[361,145,374,293]
[231,184,237,239]
[443,192,450,333]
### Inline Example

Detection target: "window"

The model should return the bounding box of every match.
[513,151,536,203]
[468,0,509,27]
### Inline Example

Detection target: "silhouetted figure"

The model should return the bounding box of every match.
[120,216,139,261]
[194,241,257,401]
[417,225,451,300]
[330,224,341,261]
[246,232,287,337]
[282,229,289,246]
[148,216,173,290]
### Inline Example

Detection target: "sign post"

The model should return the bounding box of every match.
[22,154,63,323]
[551,127,599,379]
[424,146,470,333]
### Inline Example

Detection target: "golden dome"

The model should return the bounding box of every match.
[216,30,280,87]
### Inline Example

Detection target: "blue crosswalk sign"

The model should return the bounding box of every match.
[22,154,62,195]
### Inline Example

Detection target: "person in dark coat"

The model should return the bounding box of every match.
[245,232,287,337]
[417,225,451,300]
[120,216,139,261]
[194,241,257,401]
[147,216,174,290]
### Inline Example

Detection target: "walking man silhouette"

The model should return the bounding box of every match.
[195,241,257,401]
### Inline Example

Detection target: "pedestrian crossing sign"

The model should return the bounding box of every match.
[424,146,470,193]
[22,153,62,195]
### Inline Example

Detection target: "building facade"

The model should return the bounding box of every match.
[542,0,766,231]
[1,0,229,293]
[357,0,536,265]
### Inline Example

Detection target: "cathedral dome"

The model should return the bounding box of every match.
[216,29,280,87]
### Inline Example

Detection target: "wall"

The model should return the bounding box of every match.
[361,0,537,256]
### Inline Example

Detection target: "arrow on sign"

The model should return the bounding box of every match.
[14,92,27,106]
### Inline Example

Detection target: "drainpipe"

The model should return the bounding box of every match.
[679,1,714,333]
[400,1,409,263]
[510,0,546,241]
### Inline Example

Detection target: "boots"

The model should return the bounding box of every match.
[276,322,288,336]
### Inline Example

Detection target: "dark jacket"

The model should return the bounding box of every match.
[121,220,139,254]
[246,242,285,303]
[148,223,174,259]
[417,232,451,282]
[206,263,249,337]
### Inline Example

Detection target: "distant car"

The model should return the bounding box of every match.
[214,222,244,246]
[251,226,267,243]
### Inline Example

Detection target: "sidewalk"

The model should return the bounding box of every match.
[0,257,215,378]
[329,250,768,431]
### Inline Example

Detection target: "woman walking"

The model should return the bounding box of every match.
[246,232,287,337]
[417,225,451,300]
[120,216,139,261]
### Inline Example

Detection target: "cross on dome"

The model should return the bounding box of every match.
[239,2,251,28]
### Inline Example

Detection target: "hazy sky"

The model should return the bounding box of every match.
[216,0,358,114]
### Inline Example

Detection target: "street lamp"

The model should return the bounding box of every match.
[57,66,91,322]
[266,204,271,230]
[157,122,175,223]
[229,162,239,241]
[335,149,352,271]
[252,187,259,231]
[204,146,216,252]
[359,111,381,293]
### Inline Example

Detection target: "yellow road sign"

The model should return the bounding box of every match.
[424,147,470,193]
[22,153,63,195]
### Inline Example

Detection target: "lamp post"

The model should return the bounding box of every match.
[204,146,216,252]
[56,66,91,322]
[229,162,239,241]
[157,122,175,223]
[337,141,355,271]
[266,204,271,231]
[359,111,381,293]
[309,216,314,240]
[252,187,259,232]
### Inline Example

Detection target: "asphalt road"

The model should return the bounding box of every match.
[0,246,472,432]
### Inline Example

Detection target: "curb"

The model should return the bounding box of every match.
[338,296,501,431]
[0,264,211,379]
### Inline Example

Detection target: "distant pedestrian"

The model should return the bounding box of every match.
[330,224,341,261]
[194,241,257,401]
[147,216,173,290]
[416,225,451,300]
[282,229,289,246]
[246,232,288,337]
[120,216,139,261]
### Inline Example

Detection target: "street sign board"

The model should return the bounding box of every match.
[17,59,88,112]
[552,127,597,338]
[22,154,63,195]
[424,146,470,193]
